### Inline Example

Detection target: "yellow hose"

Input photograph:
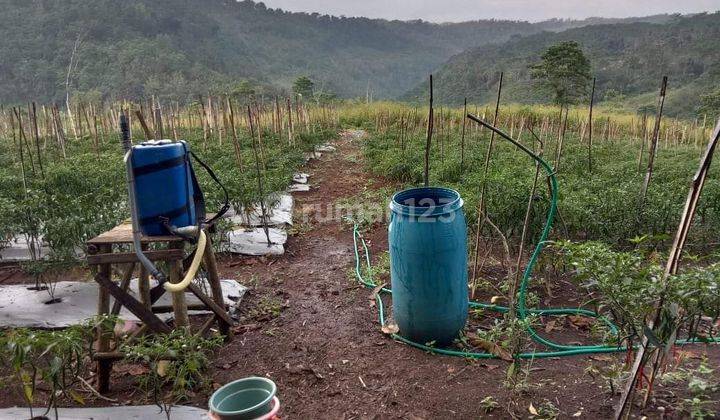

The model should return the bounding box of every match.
[164,229,207,292]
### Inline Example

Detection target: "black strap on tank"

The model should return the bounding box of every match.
[132,156,186,177]
[138,203,191,227]
[189,151,230,226]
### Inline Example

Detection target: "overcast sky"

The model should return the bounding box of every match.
[259,0,720,22]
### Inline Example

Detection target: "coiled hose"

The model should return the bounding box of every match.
[350,119,719,359]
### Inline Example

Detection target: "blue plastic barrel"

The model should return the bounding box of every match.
[388,187,468,345]
[131,140,196,236]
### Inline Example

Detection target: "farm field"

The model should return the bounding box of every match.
[0,96,719,419]
[4,2,720,420]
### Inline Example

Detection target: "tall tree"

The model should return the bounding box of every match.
[530,41,592,106]
[293,76,315,99]
[231,80,256,101]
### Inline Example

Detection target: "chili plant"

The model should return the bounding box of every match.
[0,318,104,419]
[557,240,720,347]
[121,329,223,417]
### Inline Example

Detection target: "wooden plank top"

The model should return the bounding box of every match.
[87,214,216,245]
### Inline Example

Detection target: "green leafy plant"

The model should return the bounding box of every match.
[480,395,500,413]
[0,318,103,419]
[121,329,223,417]
[663,357,718,419]
[557,240,720,347]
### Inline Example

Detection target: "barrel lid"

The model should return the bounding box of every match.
[389,187,463,217]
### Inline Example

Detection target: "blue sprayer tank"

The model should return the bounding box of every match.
[131,140,198,236]
[388,187,469,345]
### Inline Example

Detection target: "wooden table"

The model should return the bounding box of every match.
[86,218,234,393]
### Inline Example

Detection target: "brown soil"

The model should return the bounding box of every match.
[2,130,719,419]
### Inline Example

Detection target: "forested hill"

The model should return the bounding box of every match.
[0,0,674,103]
[403,12,720,117]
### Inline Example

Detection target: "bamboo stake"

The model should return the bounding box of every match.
[154,105,164,139]
[460,98,467,170]
[616,118,720,420]
[247,106,271,246]
[83,105,99,156]
[639,76,668,206]
[554,106,568,172]
[226,97,242,170]
[134,110,153,140]
[470,71,503,297]
[423,75,434,187]
[30,103,44,179]
[253,102,267,170]
[637,113,648,172]
[286,98,294,145]
[9,110,27,192]
[510,135,543,320]
[587,77,596,172]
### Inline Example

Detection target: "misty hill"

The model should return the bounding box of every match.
[0,0,676,103]
[404,12,720,117]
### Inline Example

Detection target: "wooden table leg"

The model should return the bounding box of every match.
[203,233,232,339]
[169,242,189,329]
[111,262,135,316]
[94,244,113,394]
[96,273,171,334]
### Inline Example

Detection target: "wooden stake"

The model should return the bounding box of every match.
[510,134,543,319]
[30,103,44,179]
[227,97,242,170]
[9,110,27,192]
[470,71,503,297]
[639,76,668,205]
[424,75,434,187]
[461,98,467,170]
[247,106,271,246]
[134,110,153,140]
[554,106,568,172]
[616,117,720,419]
[637,113,648,172]
[587,77,595,173]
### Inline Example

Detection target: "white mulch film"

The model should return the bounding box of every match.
[0,235,51,262]
[223,227,287,256]
[224,142,336,256]
[315,143,337,152]
[288,183,311,192]
[0,405,210,420]
[229,192,294,227]
[0,279,247,329]
[293,172,309,184]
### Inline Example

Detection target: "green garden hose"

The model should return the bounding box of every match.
[350,117,719,359]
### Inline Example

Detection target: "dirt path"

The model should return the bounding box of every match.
[211,131,628,419]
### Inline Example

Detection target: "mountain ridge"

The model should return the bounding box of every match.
[0,0,680,103]
[402,12,720,117]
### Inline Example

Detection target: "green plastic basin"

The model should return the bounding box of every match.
[209,377,277,420]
